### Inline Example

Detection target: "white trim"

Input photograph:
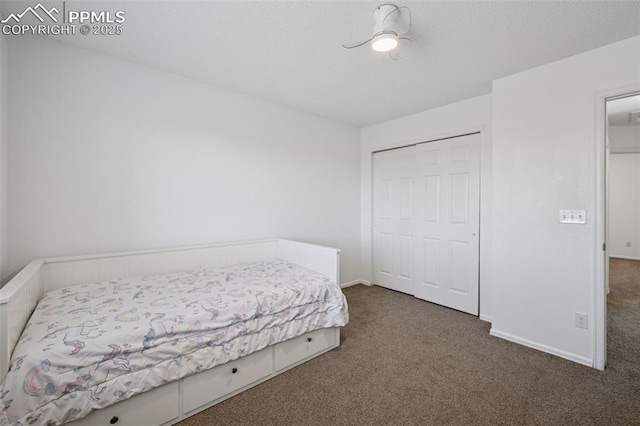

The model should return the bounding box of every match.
[35,239,340,265]
[490,328,592,367]
[42,239,279,264]
[609,255,640,261]
[340,280,358,288]
[594,89,607,371]
[610,147,640,154]
[340,280,366,288]
[594,85,640,371]
[369,126,487,154]
[479,314,493,323]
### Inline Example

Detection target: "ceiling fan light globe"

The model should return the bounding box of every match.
[371,33,399,52]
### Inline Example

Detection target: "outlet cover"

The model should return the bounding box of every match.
[575,313,588,329]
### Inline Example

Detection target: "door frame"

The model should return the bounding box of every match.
[594,85,640,370]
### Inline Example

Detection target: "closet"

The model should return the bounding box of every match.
[372,133,480,315]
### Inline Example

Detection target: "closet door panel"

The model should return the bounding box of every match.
[373,146,416,295]
[414,134,480,315]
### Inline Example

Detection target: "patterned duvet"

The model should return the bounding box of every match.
[0,259,348,426]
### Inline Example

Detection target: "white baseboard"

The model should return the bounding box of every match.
[340,280,367,288]
[479,314,493,323]
[610,255,640,261]
[489,328,592,368]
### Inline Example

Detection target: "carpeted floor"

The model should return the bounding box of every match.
[178,261,640,425]
[608,258,640,371]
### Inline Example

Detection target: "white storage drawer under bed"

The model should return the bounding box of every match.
[275,328,336,372]
[67,327,338,426]
[182,347,273,413]
[69,381,179,426]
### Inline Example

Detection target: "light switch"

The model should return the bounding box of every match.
[559,210,587,224]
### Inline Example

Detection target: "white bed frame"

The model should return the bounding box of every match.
[0,239,342,425]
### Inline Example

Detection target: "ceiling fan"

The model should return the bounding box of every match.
[342,3,412,60]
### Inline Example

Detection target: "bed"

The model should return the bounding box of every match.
[0,239,348,425]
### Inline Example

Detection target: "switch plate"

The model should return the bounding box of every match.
[559,210,586,224]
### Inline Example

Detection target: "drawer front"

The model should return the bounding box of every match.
[182,347,273,413]
[275,328,336,372]
[69,381,179,426]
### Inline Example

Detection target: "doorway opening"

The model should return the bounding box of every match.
[605,93,640,370]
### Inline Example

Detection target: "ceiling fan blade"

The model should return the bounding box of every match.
[341,36,373,49]
[396,6,412,36]
[389,37,412,60]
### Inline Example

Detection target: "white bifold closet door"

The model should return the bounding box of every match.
[372,133,480,315]
[372,146,416,295]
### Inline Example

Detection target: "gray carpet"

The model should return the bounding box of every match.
[608,258,640,372]
[178,262,640,425]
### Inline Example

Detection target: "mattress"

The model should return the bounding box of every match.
[0,259,348,426]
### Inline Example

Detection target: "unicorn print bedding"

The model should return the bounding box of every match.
[0,259,348,425]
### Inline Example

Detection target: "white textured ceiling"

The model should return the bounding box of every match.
[16,0,640,126]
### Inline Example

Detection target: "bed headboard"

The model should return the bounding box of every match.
[0,239,340,382]
[0,259,44,382]
[41,240,280,292]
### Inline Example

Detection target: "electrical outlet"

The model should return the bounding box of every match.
[575,313,588,329]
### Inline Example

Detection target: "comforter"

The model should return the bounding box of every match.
[0,259,348,425]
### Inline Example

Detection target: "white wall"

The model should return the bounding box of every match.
[609,125,640,153]
[7,37,361,284]
[0,31,7,283]
[360,94,493,320]
[491,36,640,366]
[609,153,640,259]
